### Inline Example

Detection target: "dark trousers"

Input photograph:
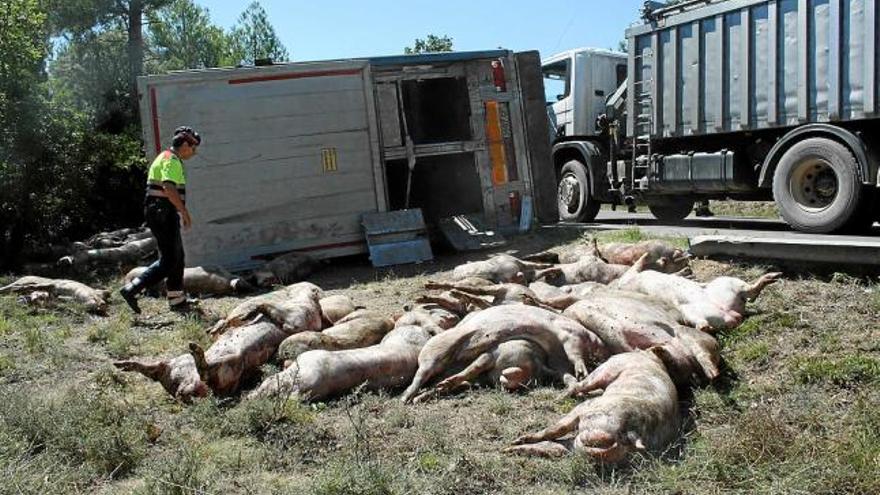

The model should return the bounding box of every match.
[134,197,185,294]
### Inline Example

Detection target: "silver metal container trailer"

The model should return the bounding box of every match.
[138,50,553,270]
[621,0,880,232]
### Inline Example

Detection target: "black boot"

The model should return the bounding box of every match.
[119,284,141,314]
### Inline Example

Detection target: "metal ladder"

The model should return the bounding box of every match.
[631,50,654,192]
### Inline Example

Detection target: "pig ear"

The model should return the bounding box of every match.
[648,345,672,363]
[626,432,647,451]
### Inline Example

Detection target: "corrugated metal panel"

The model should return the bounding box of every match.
[628,0,879,138]
[143,61,380,269]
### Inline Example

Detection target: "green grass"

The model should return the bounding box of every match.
[592,227,689,249]
[789,355,880,387]
[735,340,771,364]
[720,311,798,346]
[1,244,879,494]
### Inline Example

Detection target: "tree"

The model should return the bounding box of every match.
[230,1,289,65]
[48,0,173,114]
[50,29,133,130]
[147,0,233,70]
[404,34,453,54]
[0,0,51,266]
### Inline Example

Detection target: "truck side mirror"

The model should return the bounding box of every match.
[556,94,565,102]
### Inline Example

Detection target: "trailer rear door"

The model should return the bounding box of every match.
[139,60,384,270]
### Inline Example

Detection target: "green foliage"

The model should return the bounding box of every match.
[147,0,234,70]
[735,340,771,364]
[790,355,880,387]
[592,227,689,249]
[230,1,289,65]
[136,441,217,495]
[0,385,152,480]
[404,34,454,54]
[312,461,397,495]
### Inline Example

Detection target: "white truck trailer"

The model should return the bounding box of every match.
[138,50,554,270]
[545,0,880,233]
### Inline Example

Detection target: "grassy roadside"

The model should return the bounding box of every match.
[0,231,877,494]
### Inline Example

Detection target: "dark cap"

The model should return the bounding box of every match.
[172,126,201,146]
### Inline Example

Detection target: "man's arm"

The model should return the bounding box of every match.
[162,182,191,229]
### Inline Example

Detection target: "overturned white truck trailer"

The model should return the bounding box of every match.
[138,50,554,270]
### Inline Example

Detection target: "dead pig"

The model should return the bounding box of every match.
[208,282,324,337]
[401,305,608,403]
[124,265,251,296]
[277,309,394,366]
[249,324,434,402]
[250,252,320,287]
[563,290,721,385]
[412,339,565,402]
[533,257,630,286]
[599,240,690,273]
[451,254,552,284]
[422,280,552,309]
[505,348,680,463]
[114,354,207,402]
[319,294,359,327]
[0,276,110,314]
[613,254,782,331]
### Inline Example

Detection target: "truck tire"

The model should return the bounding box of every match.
[557,160,601,222]
[647,198,693,222]
[772,138,863,233]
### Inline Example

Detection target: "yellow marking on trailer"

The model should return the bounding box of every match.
[322,148,338,172]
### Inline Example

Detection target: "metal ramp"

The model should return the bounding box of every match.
[362,209,433,268]
[439,214,507,252]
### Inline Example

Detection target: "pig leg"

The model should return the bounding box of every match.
[113,359,167,381]
[614,252,652,286]
[521,251,561,264]
[402,366,436,404]
[527,293,580,310]
[518,293,563,312]
[588,238,604,259]
[673,266,693,278]
[566,360,624,397]
[413,352,499,403]
[746,272,782,300]
[424,281,501,296]
[446,290,492,310]
[414,294,476,312]
[188,342,212,385]
[511,411,579,445]
[520,260,555,271]
[503,440,572,457]
[532,267,563,282]
[436,352,498,392]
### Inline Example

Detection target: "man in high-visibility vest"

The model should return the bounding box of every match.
[120,126,201,314]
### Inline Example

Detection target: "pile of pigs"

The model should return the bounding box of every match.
[0,239,781,464]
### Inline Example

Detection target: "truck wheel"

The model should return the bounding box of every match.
[772,138,863,233]
[557,160,600,222]
[647,198,693,222]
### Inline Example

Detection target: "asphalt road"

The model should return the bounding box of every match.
[553,211,880,242]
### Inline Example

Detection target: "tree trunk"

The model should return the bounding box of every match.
[128,0,144,119]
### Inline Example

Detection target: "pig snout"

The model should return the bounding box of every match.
[499,366,528,391]
[724,310,743,328]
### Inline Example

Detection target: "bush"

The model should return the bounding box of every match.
[0,384,153,479]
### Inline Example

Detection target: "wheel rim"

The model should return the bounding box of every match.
[789,158,838,211]
[558,173,581,214]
